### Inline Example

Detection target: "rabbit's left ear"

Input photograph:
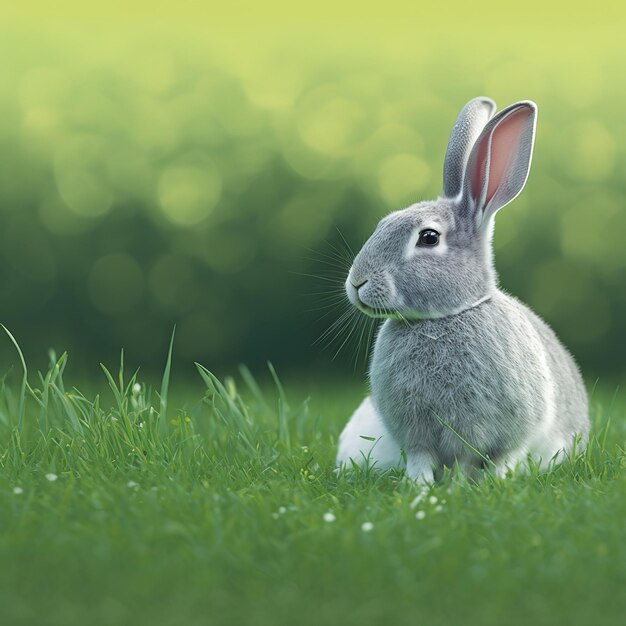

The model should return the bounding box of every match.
[443,97,496,198]
[460,101,537,225]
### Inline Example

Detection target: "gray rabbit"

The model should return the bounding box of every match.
[336,97,589,481]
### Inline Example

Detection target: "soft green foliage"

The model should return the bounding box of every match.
[0,15,624,378]
[0,349,624,626]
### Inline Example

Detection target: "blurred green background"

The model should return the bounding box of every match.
[0,3,624,382]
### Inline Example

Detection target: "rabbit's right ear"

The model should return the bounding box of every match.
[442,97,496,198]
[460,101,537,226]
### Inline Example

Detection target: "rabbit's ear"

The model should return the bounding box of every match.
[442,97,496,198]
[461,101,537,224]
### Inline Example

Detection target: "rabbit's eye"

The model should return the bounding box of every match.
[417,229,440,246]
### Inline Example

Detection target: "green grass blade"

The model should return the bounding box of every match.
[268,362,291,450]
[1,324,28,430]
[159,326,176,424]
[434,413,495,468]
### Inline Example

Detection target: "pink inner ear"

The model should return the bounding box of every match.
[470,107,531,205]
[470,132,489,202]
[484,108,530,204]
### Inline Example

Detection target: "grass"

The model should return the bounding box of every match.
[0,341,624,626]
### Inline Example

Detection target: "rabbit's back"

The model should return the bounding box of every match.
[370,290,588,467]
[521,299,589,446]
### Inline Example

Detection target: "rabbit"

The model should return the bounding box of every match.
[336,97,589,481]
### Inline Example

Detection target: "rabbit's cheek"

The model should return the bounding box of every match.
[383,270,399,303]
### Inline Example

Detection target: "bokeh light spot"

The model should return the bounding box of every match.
[56,170,113,217]
[21,107,61,140]
[354,123,425,197]
[240,57,304,111]
[297,87,368,155]
[158,163,221,226]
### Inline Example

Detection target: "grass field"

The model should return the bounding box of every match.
[0,337,624,626]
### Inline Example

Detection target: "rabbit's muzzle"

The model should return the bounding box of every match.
[346,269,396,316]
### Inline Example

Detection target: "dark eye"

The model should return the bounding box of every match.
[417,229,440,246]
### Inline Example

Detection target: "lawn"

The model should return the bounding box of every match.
[0,338,624,626]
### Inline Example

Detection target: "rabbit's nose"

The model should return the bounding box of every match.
[351,279,368,290]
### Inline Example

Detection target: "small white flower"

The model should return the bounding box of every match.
[323,511,336,523]
[409,485,429,509]
[127,480,139,489]
[132,383,142,395]
[361,521,374,532]
[410,494,425,509]
[272,512,280,520]
[434,505,443,513]
[415,510,426,520]
[278,506,287,515]
[428,495,438,505]
[13,486,24,495]
[45,473,58,482]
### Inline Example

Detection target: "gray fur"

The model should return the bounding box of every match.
[342,98,589,480]
[443,97,496,198]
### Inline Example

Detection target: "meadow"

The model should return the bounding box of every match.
[1,5,625,625]
[0,334,624,626]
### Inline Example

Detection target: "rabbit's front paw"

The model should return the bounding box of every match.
[405,452,434,484]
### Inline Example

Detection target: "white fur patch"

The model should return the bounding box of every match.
[336,397,404,471]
